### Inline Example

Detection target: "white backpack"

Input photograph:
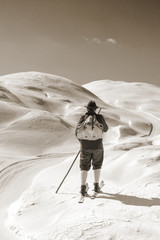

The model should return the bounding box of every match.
[76,115,103,140]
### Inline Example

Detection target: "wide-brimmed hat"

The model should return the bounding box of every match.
[85,101,99,110]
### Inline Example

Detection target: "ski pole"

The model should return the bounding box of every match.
[55,150,80,193]
[98,108,102,114]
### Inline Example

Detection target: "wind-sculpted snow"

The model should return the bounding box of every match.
[0,72,102,110]
[0,72,107,156]
[0,72,160,240]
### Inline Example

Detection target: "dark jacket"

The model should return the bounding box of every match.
[76,110,108,150]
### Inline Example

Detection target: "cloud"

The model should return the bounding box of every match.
[106,38,117,44]
[92,38,102,44]
[82,36,117,45]
[82,37,102,44]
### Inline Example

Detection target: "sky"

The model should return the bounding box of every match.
[0,0,160,86]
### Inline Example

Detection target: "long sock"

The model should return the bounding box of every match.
[94,169,101,183]
[81,170,88,185]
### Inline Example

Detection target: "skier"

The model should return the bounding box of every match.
[75,101,108,197]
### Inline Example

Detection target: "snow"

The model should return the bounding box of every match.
[0,72,160,240]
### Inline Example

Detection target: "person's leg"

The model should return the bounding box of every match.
[80,150,91,195]
[94,168,101,183]
[92,149,104,192]
[93,169,101,192]
[81,170,88,185]
[80,170,88,196]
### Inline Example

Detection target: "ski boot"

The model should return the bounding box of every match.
[78,184,89,203]
[94,182,100,193]
[91,181,104,199]
[80,184,87,196]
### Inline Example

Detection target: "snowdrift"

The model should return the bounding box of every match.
[0,72,107,157]
[0,72,160,240]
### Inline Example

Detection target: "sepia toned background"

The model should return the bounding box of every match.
[0,0,160,86]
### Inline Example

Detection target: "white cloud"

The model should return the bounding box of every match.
[106,38,117,44]
[92,38,101,44]
[82,36,117,45]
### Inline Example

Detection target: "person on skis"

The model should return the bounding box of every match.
[75,100,108,197]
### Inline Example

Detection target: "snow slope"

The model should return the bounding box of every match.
[1,73,160,240]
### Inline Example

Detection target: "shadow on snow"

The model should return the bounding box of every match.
[97,192,160,207]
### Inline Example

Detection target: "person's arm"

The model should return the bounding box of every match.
[75,115,85,136]
[101,115,108,132]
[97,114,108,132]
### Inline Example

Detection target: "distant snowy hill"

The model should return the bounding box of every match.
[84,80,160,115]
[0,72,107,156]
[0,72,160,240]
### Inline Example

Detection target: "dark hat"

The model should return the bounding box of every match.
[86,101,98,110]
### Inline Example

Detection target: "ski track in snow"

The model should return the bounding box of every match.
[0,72,160,240]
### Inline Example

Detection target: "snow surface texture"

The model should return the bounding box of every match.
[0,72,160,240]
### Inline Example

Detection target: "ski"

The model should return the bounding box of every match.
[78,193,88,203]
[91,180,105,199]
[78,183,89,203]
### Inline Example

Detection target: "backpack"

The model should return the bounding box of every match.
[76,114,104,140]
